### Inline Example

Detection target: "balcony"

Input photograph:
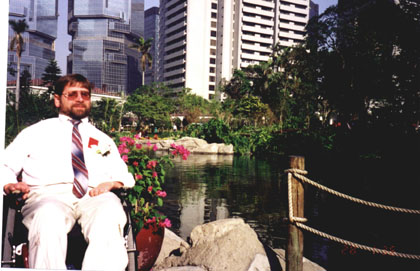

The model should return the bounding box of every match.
[164,58,185,70]
[164,49,186,62]
[166,11,187,27]
[242,25,273,35]
[166,30,186,43]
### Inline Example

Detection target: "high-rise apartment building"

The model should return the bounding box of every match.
[8,0,58,82]
[157,0,313,100]
[144,7,160,85]
[67,0,144,94]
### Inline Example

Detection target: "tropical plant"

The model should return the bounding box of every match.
[42,58,62,94]
[130,37,153,86]
[124,88,174,132]
[116,134,190,231]
[9,19,29,111]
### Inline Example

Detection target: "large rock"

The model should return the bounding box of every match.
[154,219,327,271]
[155,229,190,267]
[154,218,272,271]
[139,137,234,154]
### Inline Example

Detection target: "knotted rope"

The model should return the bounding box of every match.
[285,168,420,260]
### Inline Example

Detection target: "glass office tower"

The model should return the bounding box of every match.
[144,7,159,85]
[67,0,144,94]
[8,0,58,82]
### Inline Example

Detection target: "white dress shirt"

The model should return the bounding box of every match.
[0,114,134,191]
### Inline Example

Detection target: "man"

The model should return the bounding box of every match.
[1,74,134,270]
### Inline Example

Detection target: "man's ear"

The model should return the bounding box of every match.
[53,94,61,108]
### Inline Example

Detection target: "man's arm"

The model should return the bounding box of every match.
[3,182,30,199]
[89,181,123,197]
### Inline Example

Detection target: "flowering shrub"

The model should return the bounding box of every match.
[117,134,190,232]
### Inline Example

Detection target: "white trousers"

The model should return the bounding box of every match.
[21,184,128,271]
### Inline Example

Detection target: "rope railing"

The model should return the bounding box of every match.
[285,168,420,215]
[285,167,420,260]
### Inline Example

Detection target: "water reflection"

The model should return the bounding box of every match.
[161,154,420,271]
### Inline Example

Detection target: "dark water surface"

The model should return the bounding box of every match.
[161,153,420,271]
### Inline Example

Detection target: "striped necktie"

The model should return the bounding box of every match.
[71,120,88,198]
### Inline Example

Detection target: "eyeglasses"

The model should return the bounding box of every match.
[62,91,91,101]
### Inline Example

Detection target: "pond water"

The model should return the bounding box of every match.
[161,153,420,271]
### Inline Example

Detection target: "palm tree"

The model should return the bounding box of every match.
[130,37,153,86]
[9,19,29,110]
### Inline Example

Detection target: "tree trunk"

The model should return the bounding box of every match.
[142,71,145,86]
[15,55,21,111]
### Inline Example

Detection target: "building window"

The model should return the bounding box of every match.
[211,21,217,28]
[210,39,217,46]
[211,12,217,19]
[211,31,217,37]
[210,58,216,64]
[211,3,217,9]
[209,76,215,82]
[210,49,216,55]
[209,85,215,91]
[210,67,215,73]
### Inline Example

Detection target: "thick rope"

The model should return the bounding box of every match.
[286,169,420,260]
[285,169,420,215]
[295,221,420,260]
[287,172,307,223]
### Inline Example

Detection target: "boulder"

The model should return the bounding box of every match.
[139,137,234,154]
[155,229,190,267]
[154,219,327,271]
[154,218,272,271]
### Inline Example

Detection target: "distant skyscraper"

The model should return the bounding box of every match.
[157,0,312,100]
[8,0,59,82]
[310,1,319,18]
[67,0,144,94]
[144,7,159,85]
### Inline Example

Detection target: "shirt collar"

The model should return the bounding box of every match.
[58,114,89,124]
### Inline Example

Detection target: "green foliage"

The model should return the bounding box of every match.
[125,87,174,131]
[91,98,123,134]
[42,59,62,94]
[5,85,56,146]
[200,119,230,144]
[115,134,190,231]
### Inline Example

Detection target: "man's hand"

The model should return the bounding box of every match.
[89,181,123,197]
[3,182,30,200]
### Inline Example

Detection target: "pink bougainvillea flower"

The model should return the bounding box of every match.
[156,190,167,198]
[152,171,158,178]
[170,143,177,149]
[146,141,152,147]
[134,134,140,139]
[153,144,158,151]
[135,174,143,180]
[159,218,172,228]
[122,155,128,162]
[133,161,139,167]
[127,137,135,146]
[148,186,153,192]
[146,160,157,169]
[135,144,142,150]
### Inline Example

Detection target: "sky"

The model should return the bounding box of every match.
[56,0,336,74]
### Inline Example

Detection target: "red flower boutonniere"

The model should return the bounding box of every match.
[88,137,99,148]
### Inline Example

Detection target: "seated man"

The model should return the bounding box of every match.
[1,74,134,270]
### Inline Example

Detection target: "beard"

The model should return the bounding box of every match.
[67,104,91,120]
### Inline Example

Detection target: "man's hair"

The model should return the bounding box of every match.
[54,74,92,95]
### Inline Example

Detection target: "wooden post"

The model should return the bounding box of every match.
[286,156,305,271]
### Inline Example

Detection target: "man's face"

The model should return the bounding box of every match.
[54,83,91,120]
